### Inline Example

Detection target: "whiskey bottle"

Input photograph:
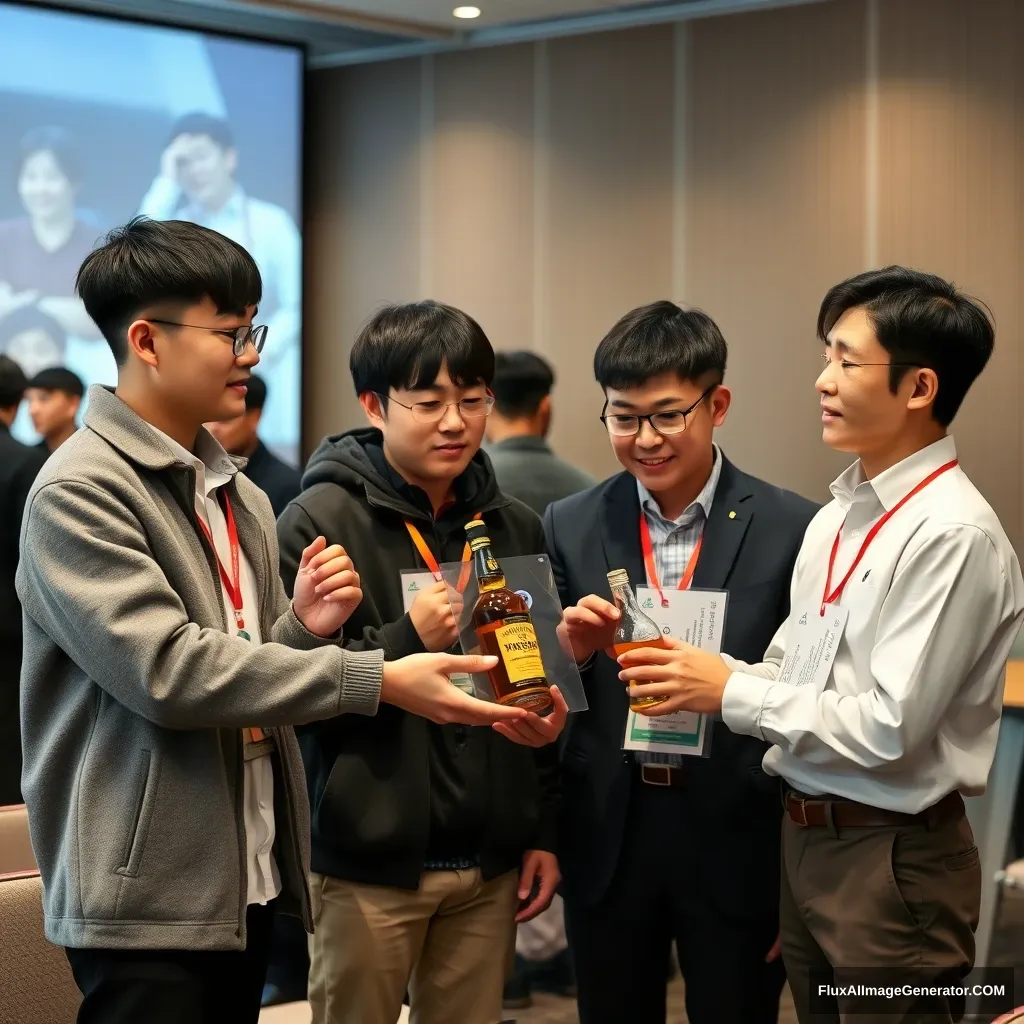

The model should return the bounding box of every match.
[465,521,553,714]
[607,568,668,711]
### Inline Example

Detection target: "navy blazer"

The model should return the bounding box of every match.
[544,455,818,915]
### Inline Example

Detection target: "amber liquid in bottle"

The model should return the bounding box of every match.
[608,568,669,711]
[465,522,553,714]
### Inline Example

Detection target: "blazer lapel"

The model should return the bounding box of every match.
[691,456,754,591]
[599,472,646,594]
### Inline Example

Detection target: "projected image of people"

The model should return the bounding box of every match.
[0,1,303,464]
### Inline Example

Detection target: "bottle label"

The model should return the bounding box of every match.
[494,614,545,684]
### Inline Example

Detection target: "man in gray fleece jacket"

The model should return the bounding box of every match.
[15,217,528,1024]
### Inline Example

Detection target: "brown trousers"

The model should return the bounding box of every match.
[779,804,981,1024]
[307,868,518,1024]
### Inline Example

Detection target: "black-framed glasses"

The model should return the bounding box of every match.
[149,319,268,357]
[820,352,922,374]
[377,392,494,425]
[600,384,717,437]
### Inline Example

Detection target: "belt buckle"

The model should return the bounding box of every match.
[641,764,672,787]
[790,796,809,827]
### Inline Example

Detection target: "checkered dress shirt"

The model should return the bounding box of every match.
[634,446,723,766]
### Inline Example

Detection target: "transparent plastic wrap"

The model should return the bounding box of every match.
[439,553,588,713]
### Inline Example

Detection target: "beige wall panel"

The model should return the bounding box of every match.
[431,45,535,352]
[687,0,868,502]
[876,0,1023,549]
[544,26,676,480]
[304,60,423,453]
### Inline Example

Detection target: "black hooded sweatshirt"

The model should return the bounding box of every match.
[277,427,560,890]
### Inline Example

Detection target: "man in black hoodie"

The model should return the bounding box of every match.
[278,301,566,1024]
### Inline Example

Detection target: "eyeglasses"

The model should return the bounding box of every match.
[149,319,268,357]
[820,352,922,374]
[378,392,494,424]
[600,384,717,437]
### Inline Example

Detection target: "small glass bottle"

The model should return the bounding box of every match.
[607,568,668,711]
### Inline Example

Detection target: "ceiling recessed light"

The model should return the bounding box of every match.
[453,6,481,18]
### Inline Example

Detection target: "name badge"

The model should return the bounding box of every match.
[622,587,728,757]
[776,604,848,693]
[401,571,475,694]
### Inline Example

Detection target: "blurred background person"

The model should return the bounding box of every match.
[0,355,47,805]
[0,305,67,379]
[139,113,300,455]
[0,127,101,340]
[206,373,301,518]
[485,350,597,516]
[26,366,83,453]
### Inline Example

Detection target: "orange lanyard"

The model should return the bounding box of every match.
[404,513,482,593]
[820,458,958,616]
[639,512,703,608]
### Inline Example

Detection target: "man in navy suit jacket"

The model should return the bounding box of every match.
[544,302,817,1024]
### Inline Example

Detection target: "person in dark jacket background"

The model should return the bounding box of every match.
[208,373,301,518]
[485,350,598,517]
[0,354,46,804]
[278,301,566,1024]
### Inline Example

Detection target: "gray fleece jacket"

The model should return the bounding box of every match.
[16,386,384,951]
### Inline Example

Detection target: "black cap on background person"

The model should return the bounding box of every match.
[26,365,83,452]
[206,373,301,518]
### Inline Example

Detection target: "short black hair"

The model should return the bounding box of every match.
[244,374,267,412]
[817,266,994,427]
[0,355,28,409]
[76,217,262,365]
[594,301,728,391]
[27,366,84,398]
[349,301,495,401]
[492,351,554,418]
[17,126,81,187]
[0,305,68,355]
[169,113,234,150]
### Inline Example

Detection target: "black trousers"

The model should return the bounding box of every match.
[565,776,785,1024]
[66,901,275,1024]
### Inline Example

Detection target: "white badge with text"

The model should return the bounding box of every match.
[401,571,475,694]
[622,587,728,757]
[775,604,847,693]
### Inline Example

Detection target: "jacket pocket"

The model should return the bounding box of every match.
[116,749,158,878]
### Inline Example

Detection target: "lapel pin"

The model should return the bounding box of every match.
[729,510,737,519]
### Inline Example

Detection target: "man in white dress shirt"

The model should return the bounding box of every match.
[618,266,1024,1023]
[138,113,300,456]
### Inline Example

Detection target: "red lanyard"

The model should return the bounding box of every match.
[820,458,958,616]
[404,513,482,593]
[196,489,246,633]
[196,490,266,746]
[639,512,703,608]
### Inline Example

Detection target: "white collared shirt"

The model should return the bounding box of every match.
[722,435,1024,813]
[149,424,281,906]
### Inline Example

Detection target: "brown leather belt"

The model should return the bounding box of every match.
[784,789,964,828]
[637,763,686,788]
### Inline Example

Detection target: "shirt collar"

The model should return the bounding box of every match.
[147,424,237,499]
[829,435,957,512]
[185,185,245,224]
[637,444,723,527]
[489,435,551,454]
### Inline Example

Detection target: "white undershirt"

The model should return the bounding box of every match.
[150,424,281,906]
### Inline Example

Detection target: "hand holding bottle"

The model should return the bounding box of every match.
[559,595,620,664]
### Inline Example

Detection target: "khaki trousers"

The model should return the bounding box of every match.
[308,867,518,1024]
[780,807,981,1024]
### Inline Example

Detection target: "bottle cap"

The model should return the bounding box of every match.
[607,568,630,588]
